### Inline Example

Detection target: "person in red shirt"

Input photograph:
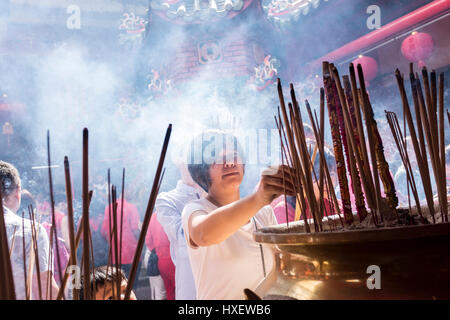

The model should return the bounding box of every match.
[75,195,110,269]
[101,198,141,282]
[36,197,65,235]
[145,212,175,300]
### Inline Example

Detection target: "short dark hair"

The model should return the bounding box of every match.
[0,161,21,200]
[79,266,127,300]
[187,130,245,192]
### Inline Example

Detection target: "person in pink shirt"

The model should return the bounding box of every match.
[270,194,336,224]
[270,141,338,224]
[271,195,296,224]
[145,212,175,300]
[101,198,141,282]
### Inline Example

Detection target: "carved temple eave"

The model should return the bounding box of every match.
[150,0,250,23]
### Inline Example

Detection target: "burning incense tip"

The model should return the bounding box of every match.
[31,165,59,170]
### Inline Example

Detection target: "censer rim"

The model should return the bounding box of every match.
[253,221,450,246]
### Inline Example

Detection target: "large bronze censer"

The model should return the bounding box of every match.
[253,221,450,299]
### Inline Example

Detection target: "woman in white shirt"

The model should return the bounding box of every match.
[181,130,295,300]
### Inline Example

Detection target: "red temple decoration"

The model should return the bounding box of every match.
[248,54,280,91]
[401,31,434,68]
[147,70,173,100]
[351,55,378,86]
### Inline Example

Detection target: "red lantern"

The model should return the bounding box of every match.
[401,31,434,68]
[352,55,378,86]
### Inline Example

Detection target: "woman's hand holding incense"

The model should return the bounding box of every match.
[254,165,296,207]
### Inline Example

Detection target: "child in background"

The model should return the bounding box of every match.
[79,265,137,300]
[101,198,141,280]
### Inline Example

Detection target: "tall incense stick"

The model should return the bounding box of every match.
[438,73,448,222]
[82,128,91,300]
[28,206,42,300]
[21,211,28,299]
[64,156,78,300]
[47,131,64,298]
[120,168,125,283]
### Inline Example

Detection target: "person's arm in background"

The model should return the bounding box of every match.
[145,216,154,251]
[100,205,109,241]
[155,197,183,248]
[129,203,141,240]
[60,216,71,251]
[32,271,59,300]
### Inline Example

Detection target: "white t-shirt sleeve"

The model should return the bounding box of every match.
[181,200,209,250]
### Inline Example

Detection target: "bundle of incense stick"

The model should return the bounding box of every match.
[392,65,448,223]
[275,61,408,231]
[103,180,125,300]
[342,75,368,222]
[275,78,346,233]
[385,111,425,223]
[63,124,170,300]
[331,63,392,225]
[327,62,401,225]
[323,62,355,225]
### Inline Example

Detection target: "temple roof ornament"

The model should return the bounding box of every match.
[261,0,328,28]
[248,55,280,91]
[118,12,147,48]
[150,0,254,23]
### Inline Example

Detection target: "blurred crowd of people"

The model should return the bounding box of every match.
[2,123,449,300]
